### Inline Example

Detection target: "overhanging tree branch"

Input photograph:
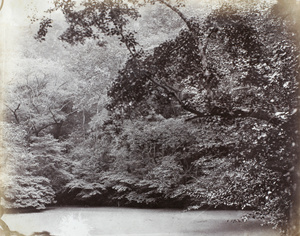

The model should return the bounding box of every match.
[156,0,193,30]
[31,122,57,137]
[143,71,283,125]
[157,0,210,77]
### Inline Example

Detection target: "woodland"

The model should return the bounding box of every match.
[0,0,300,235]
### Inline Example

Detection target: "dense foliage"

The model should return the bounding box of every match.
[0,123,55,209]
[1,0,299,235]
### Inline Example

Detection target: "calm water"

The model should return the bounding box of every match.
[2,207,280,236]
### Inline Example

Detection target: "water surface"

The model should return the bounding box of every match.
[2,207,280,236]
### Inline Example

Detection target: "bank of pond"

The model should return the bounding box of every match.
[2,207,280,236]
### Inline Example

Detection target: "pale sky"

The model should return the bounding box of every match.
[0,0,54,88]
[0,0,277,85]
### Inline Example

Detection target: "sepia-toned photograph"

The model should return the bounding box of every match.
[0,0,299,235]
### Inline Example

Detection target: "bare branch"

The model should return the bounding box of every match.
[157,0,193,31]
[49,108,58,124]
[34,123,57,136]
[5,103,21,124]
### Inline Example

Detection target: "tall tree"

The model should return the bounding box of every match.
[31,0,299,234]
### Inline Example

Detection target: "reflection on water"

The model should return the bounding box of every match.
[58,213,92,236]
[2,207,279,236]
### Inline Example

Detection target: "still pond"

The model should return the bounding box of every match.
[2,207,280,236]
